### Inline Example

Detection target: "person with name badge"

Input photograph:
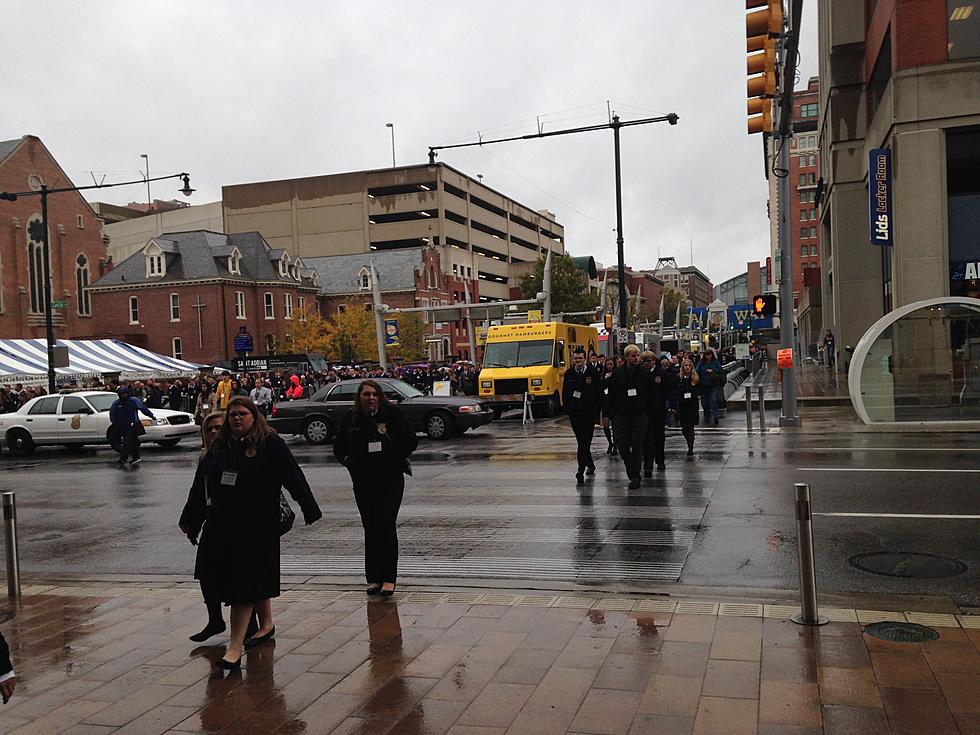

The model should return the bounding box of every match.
[562,347,602,484]
[188,397,322,671]
[334,380,418,597]
[640,350,668,476]
[605,344,653,489]
[678,358,701,457]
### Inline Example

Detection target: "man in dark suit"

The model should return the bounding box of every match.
[563,347,602,483]
[641,351,669,475]
[606,344,653,489]
[0,630,15,703]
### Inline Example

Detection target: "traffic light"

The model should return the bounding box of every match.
[752,294,777,317]
[746,0,782,134]
[603,313,613,330]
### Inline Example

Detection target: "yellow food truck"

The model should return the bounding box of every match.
[478,322,599,417]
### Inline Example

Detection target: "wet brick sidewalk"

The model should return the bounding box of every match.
[0,583,977,734]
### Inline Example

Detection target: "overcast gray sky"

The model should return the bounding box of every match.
[3,1,817,285]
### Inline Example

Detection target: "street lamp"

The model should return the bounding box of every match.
[0,171,195,392]
[140,154,150,206]
[385,123,396,167]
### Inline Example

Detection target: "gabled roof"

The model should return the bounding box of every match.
[304,249,423,295]
[91,230,308,288]
[0,137,25,167]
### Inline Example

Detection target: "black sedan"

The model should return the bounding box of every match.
[269,378,493,443]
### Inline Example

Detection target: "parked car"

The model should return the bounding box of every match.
[0,391,199,456]
[269,378,493,443]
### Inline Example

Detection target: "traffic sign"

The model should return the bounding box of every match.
[49,300,67,309]
[616,327,629,343]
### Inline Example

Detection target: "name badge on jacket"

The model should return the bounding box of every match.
[221,471,238,486]
[368,441,382,453]
[572,390,582,399]
[627,388,638,397]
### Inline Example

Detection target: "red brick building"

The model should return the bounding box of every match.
[790,77,821,304]
[0,136,110,339]
[597,268,665,324]
[87,231,320,364]
[306,246,480,362]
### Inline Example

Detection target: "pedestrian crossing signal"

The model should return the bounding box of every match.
[752,294,777,316]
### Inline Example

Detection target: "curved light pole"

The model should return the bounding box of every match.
[386,123,396,167]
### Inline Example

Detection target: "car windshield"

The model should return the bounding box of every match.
[483,339,554,368]
[87,394,117,412]
[389,380,423,398]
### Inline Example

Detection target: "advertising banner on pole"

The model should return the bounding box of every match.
[869,148,893,246]
[383,318,399,346]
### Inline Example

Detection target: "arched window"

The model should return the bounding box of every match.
[75,254,91,316]
[359,271,370,289]
[27,217,45,314]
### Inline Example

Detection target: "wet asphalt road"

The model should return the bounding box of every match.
[0,412,976,608]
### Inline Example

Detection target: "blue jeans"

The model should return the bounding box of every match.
[700,385,718,421]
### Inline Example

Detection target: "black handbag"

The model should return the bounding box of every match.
[278,492,296,536]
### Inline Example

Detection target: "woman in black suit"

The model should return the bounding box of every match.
[182,397,322,670]
[678,358,701,457]
[334,380,417,596]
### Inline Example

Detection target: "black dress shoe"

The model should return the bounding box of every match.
[215,653,242,671]
[366,584,382,595]
[243,626,275,649]
[189,622,226,643]
[379,584,397,597]
[575,470,584,481]
[628,479,641,490]
[585,466,595,476]
[657,464,666,471]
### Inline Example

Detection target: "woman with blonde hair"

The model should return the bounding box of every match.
[678,359,701,457]
[183,397,322,670]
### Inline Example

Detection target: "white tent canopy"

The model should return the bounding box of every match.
[0,339,205,383]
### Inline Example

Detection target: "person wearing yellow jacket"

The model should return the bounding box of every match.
[216,371,233,411]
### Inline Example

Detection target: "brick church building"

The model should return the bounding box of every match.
[0,136,111,339]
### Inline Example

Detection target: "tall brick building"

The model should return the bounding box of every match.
[789,77,821,304]
[88,231,319,364]
[306,247,480,362]
[0,136,110,339]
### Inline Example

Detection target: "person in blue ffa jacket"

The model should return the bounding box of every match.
[562,347,602,483]
[640,351,669,476]
[109,385,156,466]
[334,380,418,597]
[605,344,653,489]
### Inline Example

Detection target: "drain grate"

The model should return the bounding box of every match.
[864,621,940,643]
[849,552,967,579]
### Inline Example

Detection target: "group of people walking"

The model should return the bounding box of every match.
[566,345,727,489]
[178,380,417,671]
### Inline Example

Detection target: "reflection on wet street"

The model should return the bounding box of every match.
[1,582,977,733]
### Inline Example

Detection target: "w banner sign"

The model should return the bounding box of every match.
[384,318,400,346]
[869,148,893,246]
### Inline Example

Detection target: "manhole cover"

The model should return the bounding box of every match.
[849,552,966,578]
[865,621,939,643]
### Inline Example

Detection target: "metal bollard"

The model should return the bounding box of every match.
[3,492,20,598]
[745,385,753,432]
[791,483,828,626]
[757,385,767,433]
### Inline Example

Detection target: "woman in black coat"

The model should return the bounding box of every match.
[180,397,322,670]
[333,380,417,596]
[678,358,701,457]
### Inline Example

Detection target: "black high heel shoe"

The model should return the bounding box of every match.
[378,583,397,597]
[215,653,242,671]
[189,622,226,643]
[243,626,276,649]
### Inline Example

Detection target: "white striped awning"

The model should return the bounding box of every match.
[0,339,205,380]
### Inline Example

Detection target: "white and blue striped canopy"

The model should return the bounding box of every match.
[0,339,204,380]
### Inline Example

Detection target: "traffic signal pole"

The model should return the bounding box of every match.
[776,0,803,428]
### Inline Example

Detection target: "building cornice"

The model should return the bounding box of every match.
[88,277,320,294]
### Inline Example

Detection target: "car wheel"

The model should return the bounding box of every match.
[425,410,455,440]
[304,416,333,445]
[536,395,557,418]
[8,429,35,457]
[107,427,123,453]
[156,439,181,448]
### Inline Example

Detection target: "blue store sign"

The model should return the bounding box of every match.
[233,327,254,354]
[869,148,893,246]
